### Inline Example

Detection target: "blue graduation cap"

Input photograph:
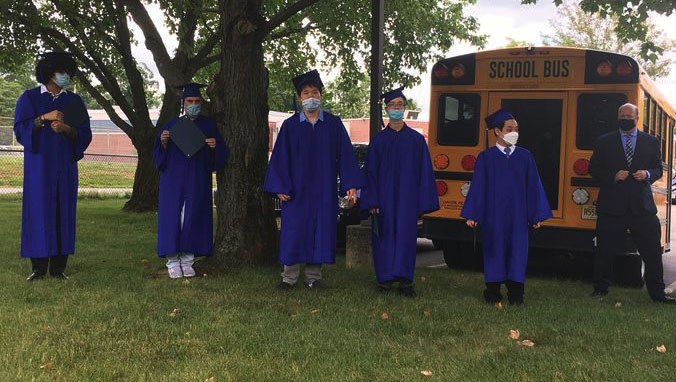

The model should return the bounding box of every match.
[35,51,77,84]
[176,82,207,99]
[291,69,324,94]
[381,86,407,104]
[485,108,515,129]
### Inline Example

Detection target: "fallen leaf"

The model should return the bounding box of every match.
[182,279,191,285]
[202,273,208,277]
[423,308,431,317]
[310,309,320,314]
[421,370,433,376]
[517,340,535,347]
[169,308,180,317]
[420,276,427,282]
[614,302,622,308]
[381,312,389,320]
[205,377,215,382]
[40,361,54,370]
[509,330,520,340]
[495,302,504,311]
[656,345,667,353]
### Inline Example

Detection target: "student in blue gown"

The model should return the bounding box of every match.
[13,51,92,281]
[360,87,439,297]
[460,108,552,304]
[153,83,229,279]
[263,69,363,290]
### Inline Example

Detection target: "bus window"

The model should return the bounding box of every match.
[437,93,480,146]
[650,99,657,135]
[643,93,650,132]
[576,93,628,150]
[661,109,667,161]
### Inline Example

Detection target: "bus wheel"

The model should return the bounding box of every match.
[615,254,644,287]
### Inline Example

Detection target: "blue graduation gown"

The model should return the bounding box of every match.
[13,87,92,258]
[460,146,552,283]
[263,111,364,265]
[153,116,229,257]
[360,125,439,283]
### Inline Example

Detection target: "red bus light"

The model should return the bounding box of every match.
[573,158,590,176]
[434,154,450,169]
[461,154,476,171]
[433,64,449,80]
[596,61,612,77]
[451,63,466,79]
[616,60,633,76]
[436,180,448,196]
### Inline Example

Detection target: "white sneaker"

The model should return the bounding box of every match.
[168,266,183,279]
[181,265,196,278]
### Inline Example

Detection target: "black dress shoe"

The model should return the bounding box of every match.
[653,295,676,304]
[508,295,524,305]
[377,281,394,292]
[591,289,608,297]
[305,280,325,289]
[52,273,69,280]
[397,285,416,298]
[483,289,503,303]
[277,281,294,291]
[26,272,45,282]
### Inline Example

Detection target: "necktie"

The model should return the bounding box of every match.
[504,146,511,157]
[624,134,633,167]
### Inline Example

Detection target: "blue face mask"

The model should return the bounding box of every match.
[54,72,70,88]
[185,104,201,118]
[388,109,405,121]
[302,97,321,112]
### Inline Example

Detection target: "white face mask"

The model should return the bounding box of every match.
[502,131,519,146]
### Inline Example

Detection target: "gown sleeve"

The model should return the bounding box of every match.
[460,151,487,224]
[359,137,380,212]
[263,121,293,197]
[416,138,440,215]
[526,153,553,224]
[336,120,364,194]
[13,90,40,153]
[153,125,170,172]
[71,95,92,161]
[206,120,229,172]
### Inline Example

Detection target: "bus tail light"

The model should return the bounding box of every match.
[461,154,476,171]
[572,188,590,205]
[436,181,448,196]
[434,154,450,169]
[573,158,590,176]
[433,64,449,80]
[596,60,612,77]
[451,63,466,79]
[616,60,633,76]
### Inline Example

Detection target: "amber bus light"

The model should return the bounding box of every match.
[451,63,466,79]
[596,61,612,77]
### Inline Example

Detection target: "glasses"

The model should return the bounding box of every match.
[387,102,405,109]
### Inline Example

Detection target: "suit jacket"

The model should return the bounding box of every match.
[589,130,662,216]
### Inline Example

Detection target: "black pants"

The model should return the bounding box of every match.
[595,213,665,300]
[30,255,68,276]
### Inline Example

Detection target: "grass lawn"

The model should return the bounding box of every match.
[0,199,675,381]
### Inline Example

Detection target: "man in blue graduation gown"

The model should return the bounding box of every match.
[264,69,363,290]
[153,83,229,278]
[360,87,439,297]
[460,108,552,304]
[13,51,92,281]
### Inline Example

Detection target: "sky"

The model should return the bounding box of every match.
[131,0,676,120]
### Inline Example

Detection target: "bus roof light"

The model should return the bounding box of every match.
[433,64,449,80]
[436,180,448,196]
[451,63,466,79]
[616,60,633,76]
[596,60,612,77]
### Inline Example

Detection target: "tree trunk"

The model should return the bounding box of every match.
[209,1,277,269]
[123,128,160,212]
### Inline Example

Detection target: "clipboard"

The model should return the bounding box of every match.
[169,117,207,158]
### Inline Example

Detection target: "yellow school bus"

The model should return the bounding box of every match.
[423,47,676,282]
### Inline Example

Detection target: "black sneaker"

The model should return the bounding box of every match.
[305,280,325,289]
[26,272,45,282]
[397,285,416,298]
[277,281,294,290]
[378,281,394,292]
[483,289,503,303]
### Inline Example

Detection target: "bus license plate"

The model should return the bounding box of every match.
[581,205,597,220]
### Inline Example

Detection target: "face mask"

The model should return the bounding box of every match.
[53,72,70,87]
[387,109,405,121]
[302,97,321,112]
[618,118,635,131]
[502,131,519,146]
[185,104,201,118]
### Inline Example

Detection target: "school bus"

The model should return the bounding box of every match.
[423,47,676,283]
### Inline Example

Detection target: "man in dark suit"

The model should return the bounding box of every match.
[589,103,675,303]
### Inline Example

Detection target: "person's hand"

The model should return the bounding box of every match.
[160,130,170,145]
[369,207,380,215]
[346,188,357,207]
[533,222,542,229]
[466,219,477,228]
[42,110,64,122]
[614,170,629,182]
[632,170,648,181]
[277,194,291,201]
[50,120,71,134]
[206,138,216,148]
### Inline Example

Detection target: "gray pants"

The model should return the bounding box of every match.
[282,264,322,285]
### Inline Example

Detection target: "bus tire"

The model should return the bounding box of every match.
[615,254,644,288]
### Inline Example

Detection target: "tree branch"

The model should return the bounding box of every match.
[189,26,221,71]
[268,23,320,40]
[264,0,321,36]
